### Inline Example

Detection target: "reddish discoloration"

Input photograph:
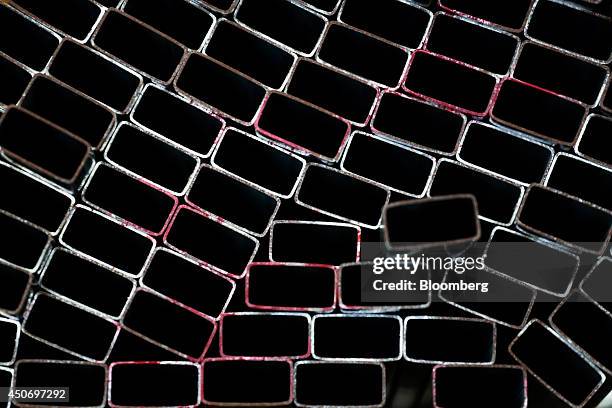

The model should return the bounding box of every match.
[201,357,294,405]
[96,173,180,237]
[402,50,499,117]
[254,92,352,162]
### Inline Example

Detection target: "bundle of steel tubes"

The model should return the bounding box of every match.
[0,0,611,406]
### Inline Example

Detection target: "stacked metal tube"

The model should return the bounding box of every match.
[0,0,611,406]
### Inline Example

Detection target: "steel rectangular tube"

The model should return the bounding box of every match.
[484,227,579,297]
[246,262,336,312]
[91,10,185,84]
[59,205,156,278]
[295,163,390,229]
[0,161,74,235]
[104,122,200,195]
[0,367,11,408]
[164,205,259,279]
[293,0,341,15]
[202,358,293,406]
[286,59,378,126]
[550,290,612,375]
[122,0,215,49]
[294,361,385,407]
[140,247,235,320]
[186,164,280,237]
[109,361,200,407]
[13,360,107,407]
[426,13,520,75]
[404,316,496,364]
[509,320,605,408]
[130,84,224,158]
[204,19,297,90]
[512,41,609,107]
[440,267,537,328]
[428,159,524,226]
[457,121,554,185]
[580,258,612,317]
[438,0,534,32]
[122,289,216,361]
[82,162,178,236]
[269,220,360,265]
[0,261,32,315]
[492,79,588,146]
[0,6,61,71]
[211,128,306,199]
[371,91,466,156]
[525,0,612,64]
[174,52,267,126]
[196,0,239,14]
[255,91,351,162]
[0,318,19,365]
[316,22,409,88]
[22,292,119,362]
[0,106,92,185]
[403,51,498,116]
[340,131,435,197]
[19,74,116,151]
[603,77,612,113]
[0,210,50,272]
[338,262,431,312]
[40,247,136,320]
[312,314,402,361]
[11,0,102,42]
[220,312,310,358]
[384,195,480,250]
[0,53,32,107]
[48,39,143,113]
[338,0,432,49]
[575,114,612,168]
[544,153,612,211]
[235,0,327,56]
[516,184,612,254]
[432,364,527,408]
